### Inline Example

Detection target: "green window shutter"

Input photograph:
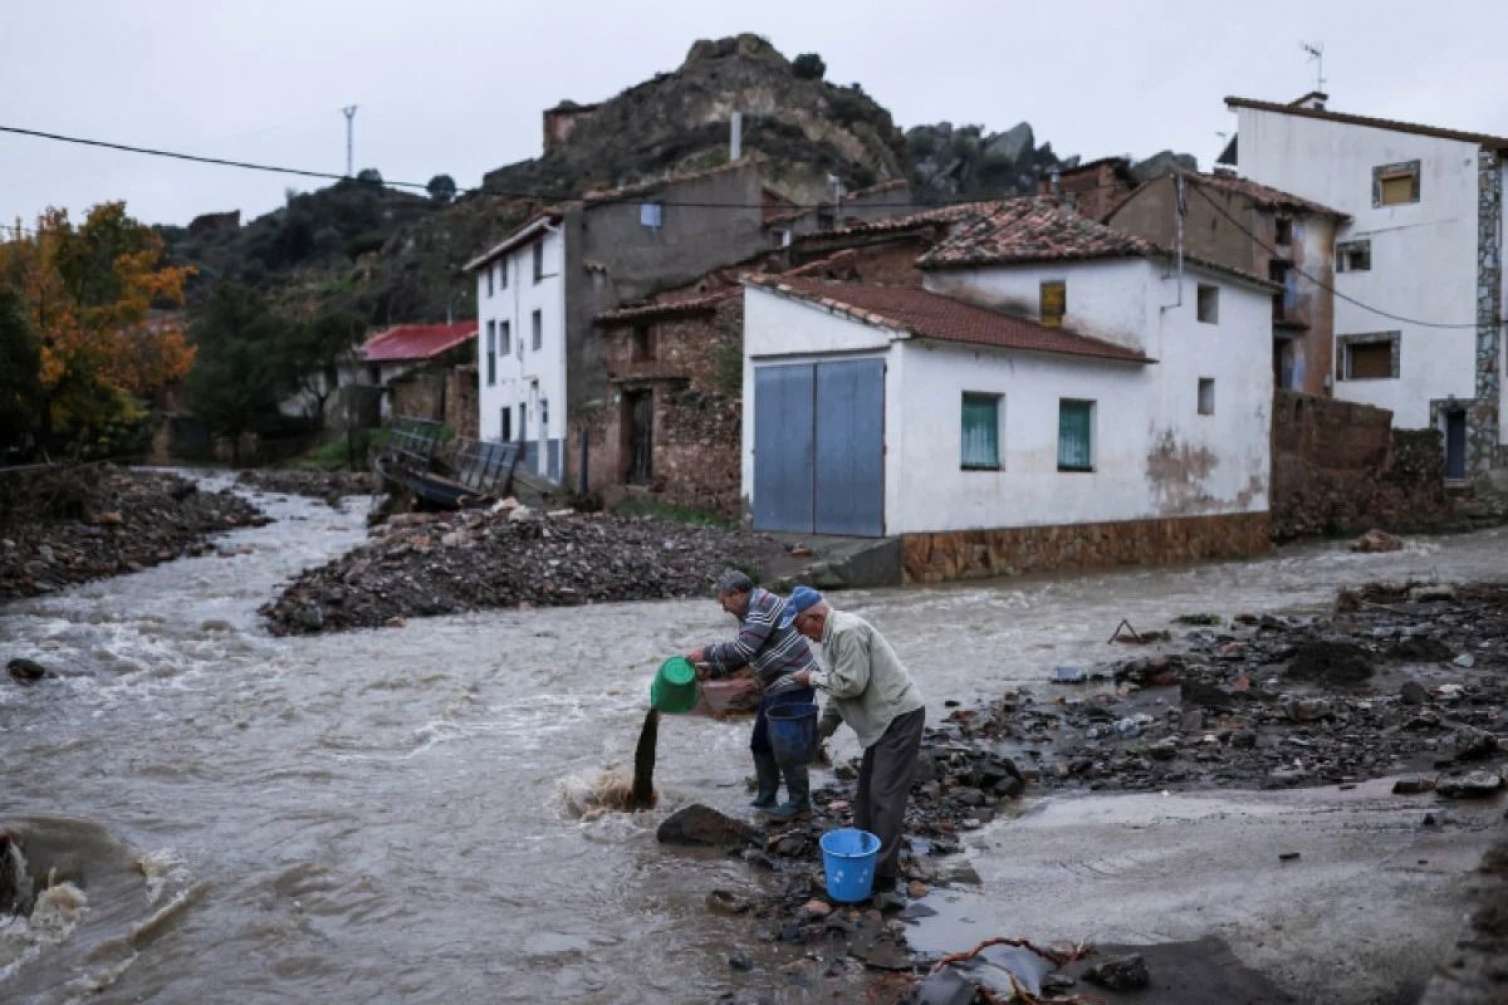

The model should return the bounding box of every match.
[961,394,999,468]
[1058,400,1093,471]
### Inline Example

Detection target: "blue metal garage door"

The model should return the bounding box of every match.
[753,364,815,533]
[753,359,885,537]
[814,359,885,536]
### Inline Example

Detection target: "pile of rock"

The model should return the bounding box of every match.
[0,465,268,602]
[236,468,378,501]
[260,502,785,634]
[929,583,1508,797]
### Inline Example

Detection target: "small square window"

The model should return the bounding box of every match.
[1057,399,1094,472]
[1274,217,1293,245]
[1336,240,1371,273]
[1040,280,1066,327]
[960,393,1001,470]
[1197,378,1215,415]
[1338,332,1400,380]
[1374,160,1420,207]
[1196,284,1219,324]
[639,202,663,229]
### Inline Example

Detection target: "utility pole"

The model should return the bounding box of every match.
[341,105,358,177]
[1300,42,1326,93]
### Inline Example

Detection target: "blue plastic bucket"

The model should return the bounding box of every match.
[765,703,817,765]
[820,828,881,903]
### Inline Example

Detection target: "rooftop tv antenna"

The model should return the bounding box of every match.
[1300,42,1326,94]
[340,105,358,177]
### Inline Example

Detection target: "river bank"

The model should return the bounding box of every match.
[0,465,268,603]
[260,504,794,635]
[670,577,1508,1002]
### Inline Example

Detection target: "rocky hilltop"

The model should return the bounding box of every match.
[157,34,1195,327]
[484,34,910,205]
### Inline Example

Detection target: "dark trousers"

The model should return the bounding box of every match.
[749,686,816,756]
[854,707,925,881]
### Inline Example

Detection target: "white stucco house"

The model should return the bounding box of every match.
[465,213,568,481]
[741,198,1279,582]
[1225,94,1508,481]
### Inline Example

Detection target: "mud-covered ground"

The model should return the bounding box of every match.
[677,579,1508,1003]
[260,504,794,635]
[0,465,268,603]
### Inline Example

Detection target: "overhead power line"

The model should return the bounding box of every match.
[0,121,1033,211]
[1186,180,1504,330]
[0,124,437,191]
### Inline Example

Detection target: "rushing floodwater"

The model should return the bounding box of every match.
[3,471,1508,1003]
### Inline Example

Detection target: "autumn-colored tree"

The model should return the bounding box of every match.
[0,286,44,457]
[0,202,195,452]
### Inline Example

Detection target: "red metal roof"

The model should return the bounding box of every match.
[360,322,476,363]
[746,277,1153,365]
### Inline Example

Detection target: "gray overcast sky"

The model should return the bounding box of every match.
[3,0,1505,228]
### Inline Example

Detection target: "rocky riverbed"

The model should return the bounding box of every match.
[0,464,268,603]
[657,578,1508,1003]
[260,503,792,635]
[235,467,378,501]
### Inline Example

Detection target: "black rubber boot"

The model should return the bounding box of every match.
[750,752,780,809]
[766,761,811,820]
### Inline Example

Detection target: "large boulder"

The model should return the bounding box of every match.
[656,804,760,847]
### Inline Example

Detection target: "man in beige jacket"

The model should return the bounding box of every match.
[783,586,925,893]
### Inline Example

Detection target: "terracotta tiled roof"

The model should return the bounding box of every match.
[360,322,476,363]
[921,197,1280,291]
[1183,170,1348,218]
[746,277,1153,365]
[791,200,999,242]
[1225,97,1508,150]
[919,198,1156,268]
[595,291,736,325]
[595,249,864,327]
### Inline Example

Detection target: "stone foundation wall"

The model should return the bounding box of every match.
[902,512,1271,584]
[1270,390,1449,539]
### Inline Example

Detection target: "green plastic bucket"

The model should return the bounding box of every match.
[650,657,698,714]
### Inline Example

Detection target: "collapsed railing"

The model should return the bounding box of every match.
[374,418,520,509]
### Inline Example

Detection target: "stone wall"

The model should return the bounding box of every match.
[390,371,446,423]
[1472,148,1503,475]
[445,365,479,439]
[1269,389,1449,539]
[588,297,744,516]
[901,512,1271,584]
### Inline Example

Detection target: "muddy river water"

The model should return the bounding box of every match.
[3,472,1507,1003]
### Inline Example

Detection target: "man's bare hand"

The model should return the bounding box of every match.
[791,669,813,688]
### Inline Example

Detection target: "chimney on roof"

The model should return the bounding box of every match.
[730,112,743,161]
[1292,90,1329,111]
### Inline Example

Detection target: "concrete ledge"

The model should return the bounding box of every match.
[902,511,1272,584]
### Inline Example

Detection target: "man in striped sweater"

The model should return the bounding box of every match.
[688,570,818,819]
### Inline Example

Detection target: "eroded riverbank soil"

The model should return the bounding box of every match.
[685,579,1508,1003]
[260,506,791,634]
[0,465,268,603]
